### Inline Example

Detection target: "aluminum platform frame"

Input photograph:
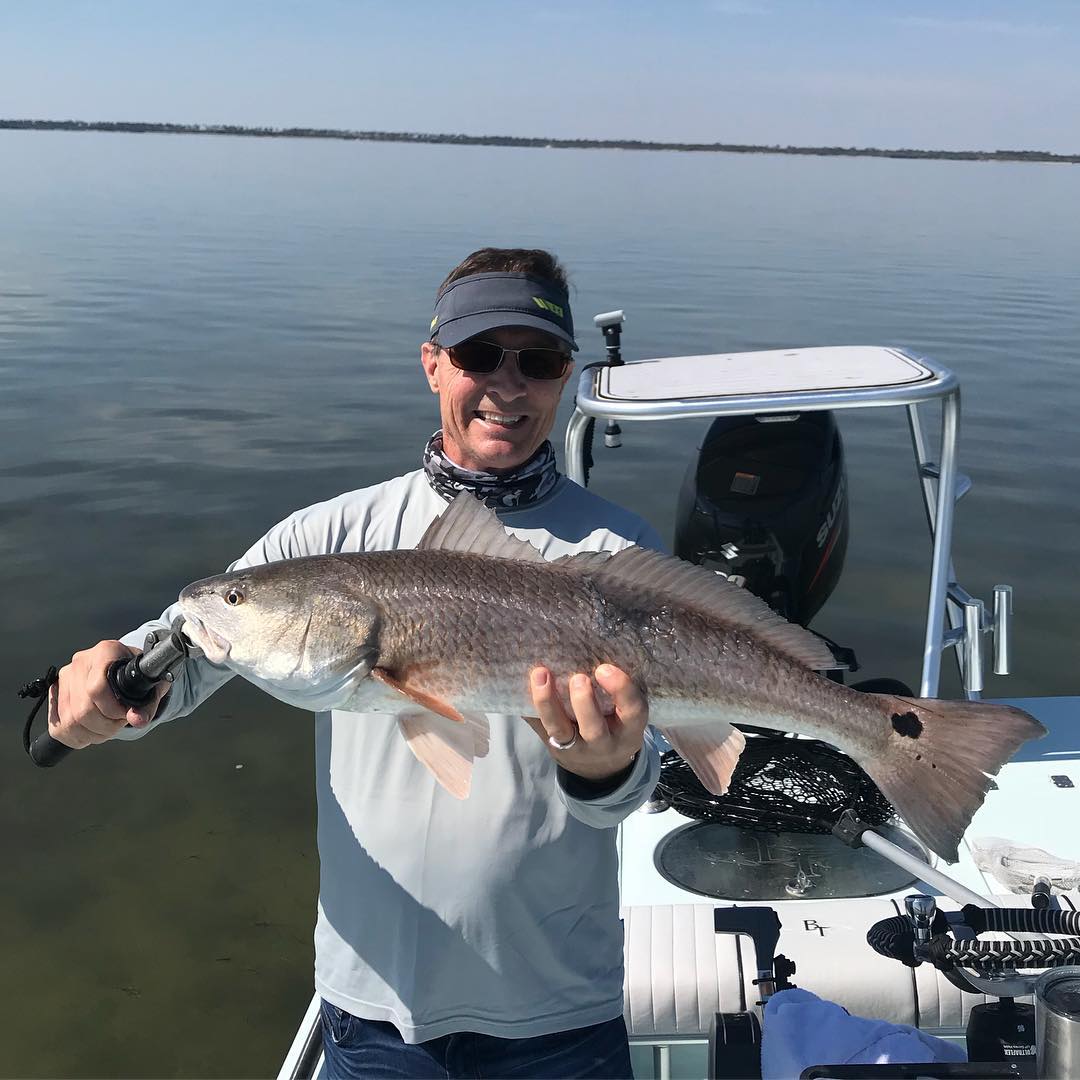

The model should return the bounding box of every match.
[564,345,972,699]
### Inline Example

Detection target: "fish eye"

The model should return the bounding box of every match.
[224,588,244,606]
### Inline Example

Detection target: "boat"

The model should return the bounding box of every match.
[278,321,1080,1078]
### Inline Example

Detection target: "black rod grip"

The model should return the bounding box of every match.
[961,904,1080,936]
[29,730,73,767]
[28,656,146,769]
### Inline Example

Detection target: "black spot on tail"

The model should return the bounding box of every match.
[891,711,923,739]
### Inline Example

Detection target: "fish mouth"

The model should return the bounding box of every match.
[180,614,232,665]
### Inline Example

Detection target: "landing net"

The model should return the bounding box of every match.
[655,734,895,834]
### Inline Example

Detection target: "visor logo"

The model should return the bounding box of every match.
[532,297,564,318]
[430,316,439,331]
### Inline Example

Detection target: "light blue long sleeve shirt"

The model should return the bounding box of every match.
[121,470,663,1042]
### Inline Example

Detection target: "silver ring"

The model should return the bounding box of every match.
[548,731,578,751]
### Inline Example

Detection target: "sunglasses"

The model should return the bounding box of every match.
[445,338,571,381]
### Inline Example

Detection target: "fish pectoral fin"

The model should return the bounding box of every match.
[372,670,491,792]
[371,668,464,723]
[398,710,481,799]
[659,722,746,796]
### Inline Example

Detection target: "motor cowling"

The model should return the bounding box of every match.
[674,411,848,626]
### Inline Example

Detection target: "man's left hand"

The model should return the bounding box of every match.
[525,664,647,782]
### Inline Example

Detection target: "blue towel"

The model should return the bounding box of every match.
[761,988,967,1079]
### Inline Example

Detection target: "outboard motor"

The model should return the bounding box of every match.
[674,412,848,626]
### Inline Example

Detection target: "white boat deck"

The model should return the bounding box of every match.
[621,697,1080,909]
[617,695,1079,1076]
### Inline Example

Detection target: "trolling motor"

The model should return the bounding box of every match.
[19,617,201,767]
[868,893,1080,1076]
[705,894,1079,1079]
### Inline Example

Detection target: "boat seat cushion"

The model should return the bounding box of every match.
[620,901,1038,1039]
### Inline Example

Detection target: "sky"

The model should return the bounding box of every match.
[2,0,1079,153]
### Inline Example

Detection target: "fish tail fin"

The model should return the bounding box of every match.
[859,695,1046,863]
[658,722,746,795]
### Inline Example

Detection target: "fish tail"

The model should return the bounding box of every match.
[858,695,1046,863]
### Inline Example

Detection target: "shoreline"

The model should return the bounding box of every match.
[3,119,1077,164]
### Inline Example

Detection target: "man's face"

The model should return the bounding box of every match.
[421,325,574,474]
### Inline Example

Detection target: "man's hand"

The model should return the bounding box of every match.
[47,640,170,749]
[525,664,647,783]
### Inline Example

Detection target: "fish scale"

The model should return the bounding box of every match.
[371,551,621,712]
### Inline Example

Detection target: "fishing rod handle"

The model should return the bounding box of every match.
[28,729,73,767]
[28,655,155,768]
[106,652,162,706]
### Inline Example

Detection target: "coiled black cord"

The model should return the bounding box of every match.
[867,907,1080,972]
[19,666,59,755]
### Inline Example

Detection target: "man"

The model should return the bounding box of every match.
[49,248,664,1078]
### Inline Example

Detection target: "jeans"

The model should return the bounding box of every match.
[320,1000,634,1079]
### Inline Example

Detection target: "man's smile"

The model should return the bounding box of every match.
[475,410,526,428]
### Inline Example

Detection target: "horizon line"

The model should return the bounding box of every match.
[3,119,1077,164]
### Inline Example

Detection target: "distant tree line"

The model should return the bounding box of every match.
[2,119,1077,164]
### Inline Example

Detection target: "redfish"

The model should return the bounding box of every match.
[179,495,1045,861]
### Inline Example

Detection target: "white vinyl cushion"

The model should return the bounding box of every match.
[623,903,746,1037]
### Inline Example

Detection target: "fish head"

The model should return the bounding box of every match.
[178,558,380,705]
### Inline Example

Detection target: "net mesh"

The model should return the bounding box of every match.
[655,733,895,834]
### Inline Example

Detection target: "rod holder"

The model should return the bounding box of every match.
[905,893,938,950]
[962,596,985,695]
[993,584,1012,676]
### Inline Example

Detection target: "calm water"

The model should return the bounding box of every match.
[2,131,1079,1076]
